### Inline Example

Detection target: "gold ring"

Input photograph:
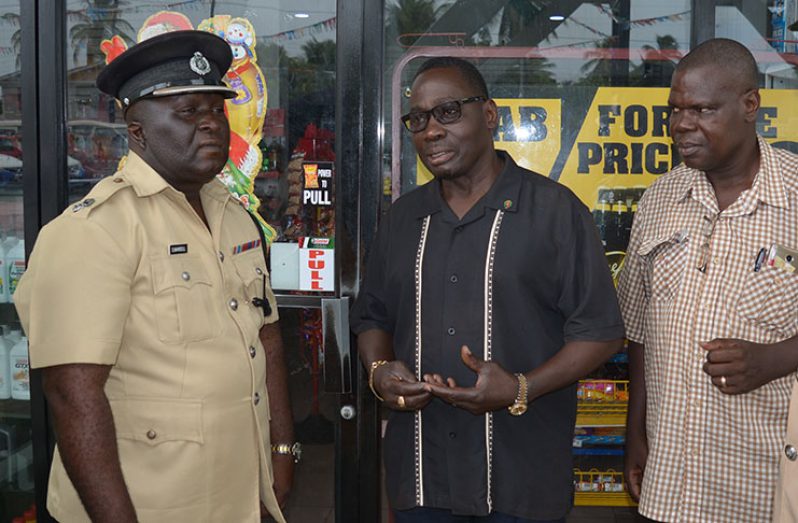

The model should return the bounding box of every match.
[720,376,727,388]
[397,395,406,408]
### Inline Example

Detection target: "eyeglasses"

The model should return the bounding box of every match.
[401,96,486,133]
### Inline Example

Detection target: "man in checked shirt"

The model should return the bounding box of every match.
[618,38,798,522]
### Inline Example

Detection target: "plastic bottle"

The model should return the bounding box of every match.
[2,236,18,264]
[6,239,24,302]
[0,238,7,303]
[6,328,21,345]
[9,336,29,400]
[0,334,11,399]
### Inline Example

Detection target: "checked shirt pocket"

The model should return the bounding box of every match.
[638,232,690,302]
[737,264,798,335]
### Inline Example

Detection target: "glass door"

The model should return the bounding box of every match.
[379,0,798,519]
[0,1,36,521]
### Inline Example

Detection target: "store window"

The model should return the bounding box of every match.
[381,0,798,512]
[64,1,338,519]
[0,1,34,521]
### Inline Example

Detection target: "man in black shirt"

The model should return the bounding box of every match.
[351,57,625,522]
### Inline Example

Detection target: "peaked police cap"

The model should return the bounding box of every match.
[96,30,236,109]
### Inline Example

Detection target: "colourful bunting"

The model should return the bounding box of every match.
[595,6,689,29]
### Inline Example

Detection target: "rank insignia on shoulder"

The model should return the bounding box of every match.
[232,239,261,255]
[72,198,96,213]
[169,244,188,255]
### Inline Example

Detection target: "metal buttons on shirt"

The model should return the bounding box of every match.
[146,430,157,440]
[249,346,257,358]
[786,444,798,461]
[254,392,261,405]
[449,274,458,283]
[229,298,239,311]
[447,327,456,336]
[218,251,225,263]
[181,271,191,281]
[255,267,263,276]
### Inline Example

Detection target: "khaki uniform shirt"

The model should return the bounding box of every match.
[774,378,798,523]
[14,152,284,522]
[618,137,798,522]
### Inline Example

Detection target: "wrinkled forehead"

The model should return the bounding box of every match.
[409,67,470,110]
[672,63,741,93]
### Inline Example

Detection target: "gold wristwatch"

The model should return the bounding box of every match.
[272,442,302,463]
[508,373,528,416]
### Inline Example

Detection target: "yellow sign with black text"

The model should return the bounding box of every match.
[415,87,798,209]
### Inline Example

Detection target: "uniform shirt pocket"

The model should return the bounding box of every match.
[737,265,798,335]
[150,255,220,343]
[110,397,206,510]
[638,232,690,302]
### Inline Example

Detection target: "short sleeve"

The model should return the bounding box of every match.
[15,216,134,368]
[350,212,393,335]
[616,194,649,344]
[557,198,626,342]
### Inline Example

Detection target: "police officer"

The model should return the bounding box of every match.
[15,30,295,522]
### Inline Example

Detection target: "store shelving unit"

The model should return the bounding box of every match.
[573,364,636,507]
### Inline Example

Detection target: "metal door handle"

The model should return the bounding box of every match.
[321,297,351,393]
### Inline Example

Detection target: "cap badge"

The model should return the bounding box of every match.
[189,52,211,76]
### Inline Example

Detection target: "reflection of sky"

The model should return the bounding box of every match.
[63,0,336,70]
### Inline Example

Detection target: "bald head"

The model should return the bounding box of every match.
[674,38,758,91]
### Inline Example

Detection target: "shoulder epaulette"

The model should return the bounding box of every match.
[68,175,132,218]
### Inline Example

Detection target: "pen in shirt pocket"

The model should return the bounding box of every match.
[753,247,767,272]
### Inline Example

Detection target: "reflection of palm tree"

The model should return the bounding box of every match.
[286,38,336,96]
[578,36,618,85]
[502,59,556,86]
[302,39,336,70]
[630,35,679,87]
[387,0,445,46]
[69,0,135,66]
[2,13,21,70]
[498,0,541,45]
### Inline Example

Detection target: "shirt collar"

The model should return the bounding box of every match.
[412,150,523,218]
[674,135,790,214]
[121,151,232,203]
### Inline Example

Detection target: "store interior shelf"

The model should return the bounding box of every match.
[0,400,30,420]
[576,379,629,427]
[573,435,625,446]
[0,303,20,326]
[572,448,625,456]
[574,491,637,507]
[573,468,636,507]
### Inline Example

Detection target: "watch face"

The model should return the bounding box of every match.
[509,403,527,416]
